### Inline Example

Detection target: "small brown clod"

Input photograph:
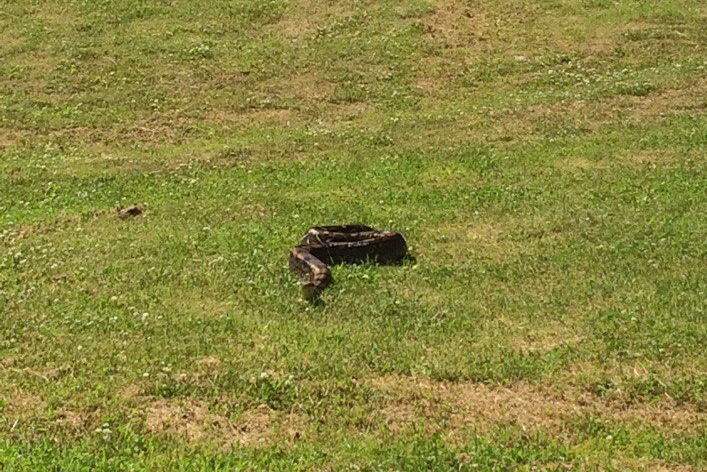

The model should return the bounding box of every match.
[117,204,144,219]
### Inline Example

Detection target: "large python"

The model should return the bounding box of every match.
[289,225,408,299]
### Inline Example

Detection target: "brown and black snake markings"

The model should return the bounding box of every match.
[289,225,408,300]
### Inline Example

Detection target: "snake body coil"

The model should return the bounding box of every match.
[289,225,408,299]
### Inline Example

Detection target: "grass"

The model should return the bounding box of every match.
[1,0,706,470]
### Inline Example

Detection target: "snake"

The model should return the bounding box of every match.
[289,225,408,300]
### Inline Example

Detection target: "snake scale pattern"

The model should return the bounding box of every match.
[289,225,408,299]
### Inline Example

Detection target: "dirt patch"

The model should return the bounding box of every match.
[119,383,143,400]
[144,398,211,442]
[235,408,305,447]
[195,356,222,370]
[275,16,313,42]
[284,70,337,106]
[273,6,319,43]
[2,389,94,437]
[629,77,707,118]
[121,112,195,145]
[423,1,491,50]
[0,33,23,54]
[368,374,706,440]
[0,130,22,149]
[370,376,573,438]
[209,70,336,119]
[271,1,380,43]
[422,1,616,57]
[207,108,298,128]
[413,74,446,96]
[143,398,306,447]
[35,10,77,30]
[3,390,46,417]
[269,0,332,41]
[322,101,373,125]
[53,409,86,429]
[621,460,699,472]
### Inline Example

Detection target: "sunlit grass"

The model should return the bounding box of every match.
[1,0,706,470]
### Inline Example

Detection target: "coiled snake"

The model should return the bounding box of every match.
[289,225,408,299]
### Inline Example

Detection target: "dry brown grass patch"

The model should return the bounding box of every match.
[275,16,313,42]
[424,1,618,57]
[283,70,338,106]
[272,1,380,43]
[629,77,707,119]
[207,108,299,128]
[143,398,306,447]
[195,356,222,370]
[556,156,610,171]
[0,130,23,150]
[0,34,24,56]
[412,73,446,97]
[416,223,509,266]
[6,112,197,151]
[620,460,700,472]
[35,10,77,29]
[505,322,586,354]
[562,147,702,172]
[3,390,46,418]
[617,149,701,167]
[1,389,96,437]
[423,1,491,51]
[367,374,706,439]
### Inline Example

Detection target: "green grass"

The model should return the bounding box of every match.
[1,0,706,470]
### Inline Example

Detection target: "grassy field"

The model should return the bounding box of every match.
[1,0,706,469]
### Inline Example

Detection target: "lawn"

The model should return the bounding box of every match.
[1,0,706,470]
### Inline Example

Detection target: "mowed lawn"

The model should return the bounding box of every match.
[1,0,706,469]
